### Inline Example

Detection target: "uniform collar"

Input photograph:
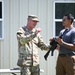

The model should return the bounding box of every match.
[25,26,35,33]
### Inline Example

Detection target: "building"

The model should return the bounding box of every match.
[0,0,75,75]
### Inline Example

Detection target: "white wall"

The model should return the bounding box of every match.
[0,0,58,75]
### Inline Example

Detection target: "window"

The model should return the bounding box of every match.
[0,0,4,40]
[53,1,75,36]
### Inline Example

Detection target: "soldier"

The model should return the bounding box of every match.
[16,15,50,75]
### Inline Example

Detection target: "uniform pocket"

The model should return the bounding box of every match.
[17,58,24,67]
[17,58,32,67]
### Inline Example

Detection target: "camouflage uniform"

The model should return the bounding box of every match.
[16,26,49,75]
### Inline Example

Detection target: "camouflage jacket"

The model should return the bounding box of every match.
[16,26,49,66]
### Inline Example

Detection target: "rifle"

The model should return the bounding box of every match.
[44,29,67,60]
[44,38,58,60]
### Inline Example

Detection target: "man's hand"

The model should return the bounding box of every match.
[56,37,63,45]
[56,44,60,51]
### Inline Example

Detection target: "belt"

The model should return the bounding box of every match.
[59,54,75,57]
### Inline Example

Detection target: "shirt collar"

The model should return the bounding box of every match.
[65,25,74,31]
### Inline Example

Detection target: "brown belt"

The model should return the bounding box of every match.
[59,54,75,57]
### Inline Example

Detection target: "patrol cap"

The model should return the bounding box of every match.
[28,15,39,22]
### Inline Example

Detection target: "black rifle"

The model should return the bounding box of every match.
[44,37,58,60]
[44,29,67,60]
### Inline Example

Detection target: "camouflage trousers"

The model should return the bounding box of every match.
[20,65,40,75]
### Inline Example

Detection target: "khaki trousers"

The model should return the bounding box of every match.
[56,55,75,75]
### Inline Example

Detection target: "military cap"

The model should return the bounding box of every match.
[28,15,39,22]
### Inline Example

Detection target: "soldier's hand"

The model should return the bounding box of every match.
[49,37,54,42]
[35,28,41,34]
